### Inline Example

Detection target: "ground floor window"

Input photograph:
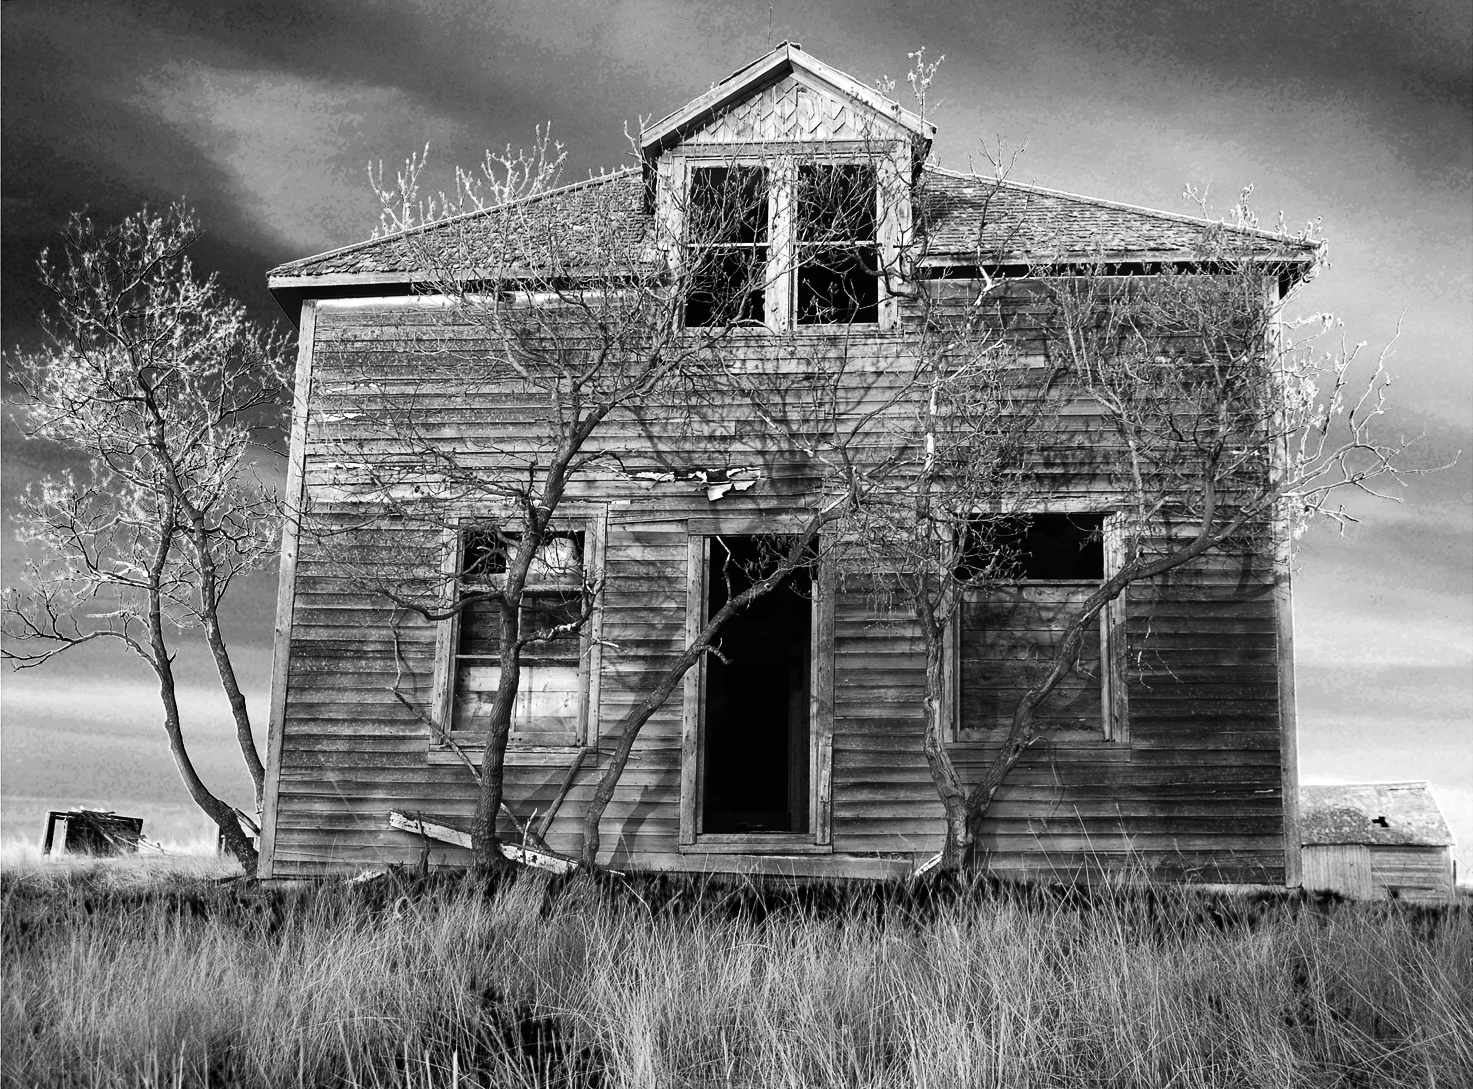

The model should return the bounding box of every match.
[433,527,593,749]
[956,512,1125,741]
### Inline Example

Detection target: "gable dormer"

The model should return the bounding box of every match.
[641,43,934,157]
[642,44,934,331]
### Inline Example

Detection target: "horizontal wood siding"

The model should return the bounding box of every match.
[268,291,1288,883]
[1369,845,1454,901]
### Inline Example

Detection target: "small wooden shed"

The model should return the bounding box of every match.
[1300,782,1455,900]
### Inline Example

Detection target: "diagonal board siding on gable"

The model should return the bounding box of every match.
[686,73,893,145]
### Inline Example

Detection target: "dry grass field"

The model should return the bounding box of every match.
[2,853,1469,1088]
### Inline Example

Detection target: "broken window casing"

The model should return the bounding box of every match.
[683,166,769,327]
[679,160,882,329]
[794,164,879,325]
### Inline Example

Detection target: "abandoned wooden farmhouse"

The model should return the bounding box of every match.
[260,44,1317,881]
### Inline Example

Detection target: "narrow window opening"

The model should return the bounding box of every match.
[701,536,812,834]
[795,164,878,325]
[684,166,768,327]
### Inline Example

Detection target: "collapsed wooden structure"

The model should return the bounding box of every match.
[259,44,1315,882]
[43,810,143,856]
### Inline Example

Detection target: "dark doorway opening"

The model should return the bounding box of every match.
[702,536,812,834]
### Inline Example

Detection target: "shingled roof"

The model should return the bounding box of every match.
[1300,782,1456,848]
[920,169,1316,263]
[269,169,650,281]
[270,165,1313,288]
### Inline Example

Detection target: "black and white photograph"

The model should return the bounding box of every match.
[3,2,1469,1084]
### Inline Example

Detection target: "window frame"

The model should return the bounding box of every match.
[670,149,902,333]
[792,162,881,326]
[947,510,1128,744]
[681,164,771,328]
[428,507,606,766]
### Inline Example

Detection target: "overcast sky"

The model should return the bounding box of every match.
[3,1,1469,865]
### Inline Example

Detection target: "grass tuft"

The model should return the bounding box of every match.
[2,861,1469,1087]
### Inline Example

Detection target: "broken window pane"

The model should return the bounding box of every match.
[958,513,1107,738]
[451,530,585,745]
[685,166,768,327]
[795,164,878,325]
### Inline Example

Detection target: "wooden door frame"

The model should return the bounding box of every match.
[678,525,834,852]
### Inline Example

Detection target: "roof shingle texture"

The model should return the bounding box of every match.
[270,166,1315,282]
[1300,782,1456,848]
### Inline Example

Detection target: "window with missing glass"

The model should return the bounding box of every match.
[679,159,887,330]
[794,164,878,325]
[956,513,1125,741]
[683,166,769,327]
[436,528,590,748]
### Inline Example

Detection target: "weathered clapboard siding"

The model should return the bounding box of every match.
[257,45,1313,881]
[823,535,1285,881]
[264,276,1291,883]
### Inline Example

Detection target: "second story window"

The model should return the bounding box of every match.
[794,164,878,325]
[678,159,886,330]
[684,166,769,327]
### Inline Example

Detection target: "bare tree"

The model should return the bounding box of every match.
[3,205,290,867]
[333,96,964,871]
[336,135,830,871]
[837,182,1422,869]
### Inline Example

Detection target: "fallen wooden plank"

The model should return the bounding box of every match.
[387,810,578,875]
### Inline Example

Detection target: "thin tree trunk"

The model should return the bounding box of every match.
[144,383,269,815]
[200,604,264,813]
[471,601,522,875]
[918,628,972,870]
[580,639,705,867]
[144,548,257,870]
[139,408,260,870]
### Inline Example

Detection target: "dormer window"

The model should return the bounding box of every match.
[684,166,769,327]
[678,158,885,330]
[795,164,878,325]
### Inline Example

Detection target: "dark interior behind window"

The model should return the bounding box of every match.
[795,164,878,325]
[685,166,768,327]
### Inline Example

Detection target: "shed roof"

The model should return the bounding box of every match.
[1300,782,1456,847]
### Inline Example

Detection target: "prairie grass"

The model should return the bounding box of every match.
[2,859,1468,1088]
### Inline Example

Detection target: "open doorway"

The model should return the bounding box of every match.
[701,536,811,834]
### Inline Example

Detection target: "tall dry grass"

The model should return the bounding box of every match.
[2,858,1469,1088]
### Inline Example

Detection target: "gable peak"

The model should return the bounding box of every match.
[640,43,934,161]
